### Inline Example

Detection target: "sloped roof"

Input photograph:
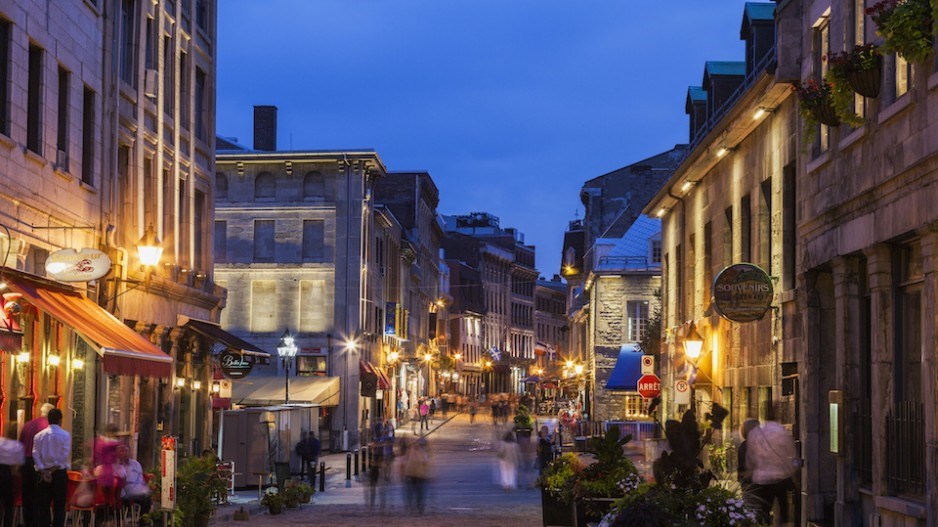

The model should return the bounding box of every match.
[606,215,661,258]
[745,2,775,22]
[705,61,746,77]
[687,86,707,102]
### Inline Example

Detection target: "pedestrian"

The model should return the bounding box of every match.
[33,408,70,527]
[469,401,477,424]
[19,402,53,527]
[496,431,520,490]
[746,420,798,524]
[295,431,321,483]
[737,418,760,486]
[0,423,25,527]
[401,437,432,514]
[429,398,437,419]
[536,425,553,473]
[419,400,430,431]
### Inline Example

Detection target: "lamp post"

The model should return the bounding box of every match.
[278,329,299,405]
[343,338,357,451]
[423,352,433,397]
[682,322,704,414]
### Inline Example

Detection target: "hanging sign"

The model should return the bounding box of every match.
[44,248,112,282]
[712,263,774,322]
[674,380,691,405]
[160,436,176,510]
[219,351,254,379]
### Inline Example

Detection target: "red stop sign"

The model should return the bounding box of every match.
[637,374,661,399]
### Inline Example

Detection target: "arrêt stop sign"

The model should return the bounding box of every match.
[637,374,661,399]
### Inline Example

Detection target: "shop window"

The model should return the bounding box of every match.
[297,354,328,377]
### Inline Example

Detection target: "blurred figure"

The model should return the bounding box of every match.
[19,402,54,527]
[746,420,798,524]
[366,428,389,509]
[401,437,431,514]
[0,423,25,527]
[737,418,760,486]
[429,398,437,420]
[536,425,554,473]
[113,444,151,514]
[33,408,70,527]
[296,431,321,484]
[496,431,520,490]
[469,401,477,424]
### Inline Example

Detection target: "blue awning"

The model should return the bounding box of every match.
[605,344,644,391]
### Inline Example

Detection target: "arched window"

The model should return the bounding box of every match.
[254,172,275,199]
[303,171,324,199]
[215,173,228,199]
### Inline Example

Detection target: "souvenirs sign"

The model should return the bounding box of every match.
[219,350,254,379]
[712,263,774,322]
[45,248,111,282]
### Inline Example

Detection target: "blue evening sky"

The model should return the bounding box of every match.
[217,0,759,275]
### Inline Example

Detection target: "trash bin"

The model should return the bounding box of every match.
[274,462,291,492]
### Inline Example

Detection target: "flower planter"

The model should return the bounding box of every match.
[541,488,575,527]
[810,104,840,127]
[285,498,299,509]
[847,57,882,98]
[573,497,617,527]
[267,503,283,515]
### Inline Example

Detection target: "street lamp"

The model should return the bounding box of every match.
[278,328,299,405]
[136,225,163,291]
[423,352,434,397]
[342,338,357,451]
[682,322,705,413]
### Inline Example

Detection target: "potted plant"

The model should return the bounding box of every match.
[571,427,640,527]
[537,453,584,527]
[514,404,535,442]
[293,481,315,503]
[867,0,934,64]
[795,79,839,128]
[282,482,302,508]
[175,454,229,527]
[829,43,884,98]
[260,488,284,515]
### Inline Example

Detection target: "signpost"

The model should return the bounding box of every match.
[637,374,661,399]
[712,263,774,322]
[160,435,177,526]
[640,355,655,374]
[674,379,691,405]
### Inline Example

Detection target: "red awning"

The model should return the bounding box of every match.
[359,359,391,391]
[7,274,172,378]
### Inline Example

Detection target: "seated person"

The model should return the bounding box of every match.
[111,444,151,514]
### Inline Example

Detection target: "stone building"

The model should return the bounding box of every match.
[447,258,486,397]
[644,0,792,427]
[534,275,567,378]
[443,213,537,395]
[783,0,938,525]
[568,216,662,421]
[215,106,387,450]
[0,0,225,467]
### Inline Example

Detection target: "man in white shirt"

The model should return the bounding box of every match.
[113,443,151,514]
[32,408,70,527]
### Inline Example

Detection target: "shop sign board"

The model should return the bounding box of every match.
[712,263,774,322]
[637,374,661,399]
[674,380,691,405]
[44,248,111,282]
[160,436,176,510]
[219,351,254,379]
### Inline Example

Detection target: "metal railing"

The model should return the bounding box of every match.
[886,400,924,496]
[594,256,657,272]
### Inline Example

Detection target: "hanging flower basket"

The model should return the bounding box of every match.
[846,54,883,98]
[867,0,935,64]
[811,104,841,127]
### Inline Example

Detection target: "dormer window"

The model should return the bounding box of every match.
[651,239,662,264]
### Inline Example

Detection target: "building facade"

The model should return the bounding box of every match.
[215,107,386,450]
[0,0,223,468]
[534,276,567,378]
[788,1,938,525]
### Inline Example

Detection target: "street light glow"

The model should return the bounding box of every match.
[423,352,433,362]
[453,353,462,361]
[388,350,400,363]
[684,322,704,360]
[47,354,61,367]
[574,364,584,375]
[344,338,358,351]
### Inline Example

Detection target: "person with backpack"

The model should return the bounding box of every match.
[295,431,321,483]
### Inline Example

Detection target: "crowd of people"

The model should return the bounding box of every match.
[0,404,153,527]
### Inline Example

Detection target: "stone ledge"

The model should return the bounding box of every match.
[806,150,831,175]
[877,92,912,126]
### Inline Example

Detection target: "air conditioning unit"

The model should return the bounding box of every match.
[144,69,158,98]
[55,149,68,170]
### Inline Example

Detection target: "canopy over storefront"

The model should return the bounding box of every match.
[178,315,270,359]
[232,375,340,406]
[7,273,172,377]
[360,359,391,390]
[605,343,644,391]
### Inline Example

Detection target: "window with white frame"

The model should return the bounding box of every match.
[626,301,650,342]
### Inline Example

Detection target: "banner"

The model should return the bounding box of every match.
[160,436,176,510]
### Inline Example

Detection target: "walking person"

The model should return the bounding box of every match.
[746,420,798,524]
[33,408,70,527]
[469,401,477,424]
[536,425,554,473]
[402,437,432,514]
[19,402,53,527]
[419,399,430,431]
[496,431,520,490]
[296,431,321,483]
[429,398,437,421]
[0,423,25,527]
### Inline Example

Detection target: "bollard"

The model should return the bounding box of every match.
[354,448,360,478]
[345,453,352,488]
[319,461,326,492]
[361,446,367,472]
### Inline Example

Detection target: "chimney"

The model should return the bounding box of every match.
[253,105,278,151]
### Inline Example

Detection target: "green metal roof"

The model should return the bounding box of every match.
[687,86,707,102]
[744,3,775,22]
[705,61,746,77]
